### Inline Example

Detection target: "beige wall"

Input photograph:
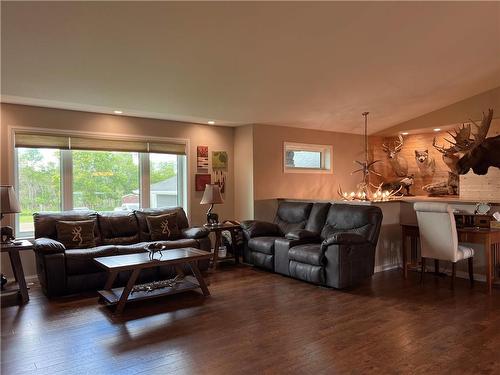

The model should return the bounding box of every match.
[376,86,500,136]
[0,103,235,277]
[234,125,254,221]
[252,123,365,201]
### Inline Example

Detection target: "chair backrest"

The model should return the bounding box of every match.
[414,202,459,262]
[273,201,313,234]
[320,203,383,245]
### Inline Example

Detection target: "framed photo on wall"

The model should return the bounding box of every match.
[195,173,211,191]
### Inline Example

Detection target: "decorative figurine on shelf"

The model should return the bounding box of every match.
[200,184,224,226]
[144,243,165,260]
[0,185,21,244]
[381,175,414,196]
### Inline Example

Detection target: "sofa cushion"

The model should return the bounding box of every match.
[289,261,325,284]
[321,204,382,245]
[56,220,97,249]
[146,213,181,240]
[66,245,116,275]
[34,210,100,242]
[247,236,280,255]
[289,243,324,266]
[305,202,331,233]
[135,207,189,241]
[274,201,313,234]
[97,211,139,245]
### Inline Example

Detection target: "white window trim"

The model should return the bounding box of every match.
[283,142,333,174]
[9,125,191,238]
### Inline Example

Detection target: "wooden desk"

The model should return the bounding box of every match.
[401,224,500,293]
[0,239,33,304]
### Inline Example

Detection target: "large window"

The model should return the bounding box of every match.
[14,133,187,237]
[72,150,140,211]
[284,142,333,173]
[16,148,62,234]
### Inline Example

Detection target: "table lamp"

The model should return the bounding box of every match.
[200,184,223,226]
[1,185,21,243]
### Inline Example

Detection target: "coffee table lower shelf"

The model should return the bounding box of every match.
[98,276,202,306]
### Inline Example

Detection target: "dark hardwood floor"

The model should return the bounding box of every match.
[2,265,500,375]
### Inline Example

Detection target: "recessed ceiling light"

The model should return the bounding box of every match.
[433,128,441,132]
[207,120,215,125]
[401,132,409,135]
[113,110,123,114]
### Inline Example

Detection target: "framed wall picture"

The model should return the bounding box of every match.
[212,151,228,170]
[197,146,209,173]
[195,173,211,191]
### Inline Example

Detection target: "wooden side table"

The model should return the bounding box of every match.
[204,222,241,270]
[1,239,33,304]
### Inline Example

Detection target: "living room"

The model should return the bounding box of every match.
[1,2,500,374]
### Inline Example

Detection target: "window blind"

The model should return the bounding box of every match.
[14,132,186,155]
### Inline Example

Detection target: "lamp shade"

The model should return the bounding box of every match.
[200,184,224,205]
[0,185,21,214]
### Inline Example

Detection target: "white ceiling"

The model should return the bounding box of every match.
[2,2,500,134]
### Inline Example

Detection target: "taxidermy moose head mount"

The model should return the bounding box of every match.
[433,109,498,175]
[382,134,408,177]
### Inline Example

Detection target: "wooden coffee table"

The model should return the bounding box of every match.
[94,247,211,314]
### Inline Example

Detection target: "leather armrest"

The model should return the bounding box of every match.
[285,229,319,241]
[33,237,66,254]
[322,232,368,248]
[240,220,281,239]
[182,227,210,239]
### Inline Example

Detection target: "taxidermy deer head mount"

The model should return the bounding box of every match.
[382,134,408,177]
[433,109,497,175]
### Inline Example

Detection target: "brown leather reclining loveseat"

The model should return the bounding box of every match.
[33,207,210,297]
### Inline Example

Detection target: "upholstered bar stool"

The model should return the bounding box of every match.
[414,202,474,289]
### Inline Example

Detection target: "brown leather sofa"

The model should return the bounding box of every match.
[33,207,211,297]
[241,201,383,288]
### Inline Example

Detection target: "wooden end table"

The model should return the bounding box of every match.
[94,247,211,315]
[204,222,241,270]
[1,239,33,305]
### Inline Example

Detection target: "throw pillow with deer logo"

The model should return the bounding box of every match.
[56,220,96,249]
[146,213,180,241]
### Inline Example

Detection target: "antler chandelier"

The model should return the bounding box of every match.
[338,112,401,202]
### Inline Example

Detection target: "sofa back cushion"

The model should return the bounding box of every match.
[305,202,331,233]
[56,220,97,249]
[97,211,140,245]
[134,207,189,241]
[34,210,101,244]
[146,213,181,240]
[321,204,383,245]
[273,201,313,234]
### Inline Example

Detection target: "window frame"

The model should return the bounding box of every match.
[283,142,333,174]
[10,126,190,239]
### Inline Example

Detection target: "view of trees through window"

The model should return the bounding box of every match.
[72,150,140,211]
[16,148,180,235]
[17,148,61,233]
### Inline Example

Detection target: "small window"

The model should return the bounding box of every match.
[284,142,332,173]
